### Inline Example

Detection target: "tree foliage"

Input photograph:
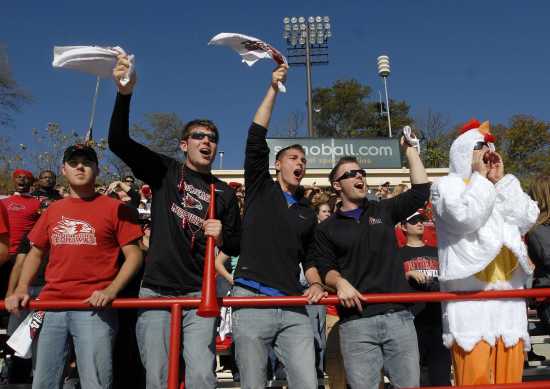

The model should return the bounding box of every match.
[131,112,184,159]
[415,110,454,168]
[492,115,550,187]
[311,79,414,138]
[0,45,31,128]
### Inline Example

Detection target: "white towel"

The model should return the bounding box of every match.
[208,33,287,93]
[52,45,134,86]
[6,311,45,359]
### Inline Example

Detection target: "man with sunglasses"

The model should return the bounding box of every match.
[308,134,430,388]
[398,211,451,386]
[230,64,326,389]
[108,55,242,389]
[6,144,144,388]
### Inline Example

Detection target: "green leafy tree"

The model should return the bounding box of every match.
[492,115,550,187]
[311,79,414,138]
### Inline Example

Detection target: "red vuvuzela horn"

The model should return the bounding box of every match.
[197,183,220,317]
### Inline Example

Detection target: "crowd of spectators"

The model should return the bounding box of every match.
[0,62,548,389]
[1,165,549,388]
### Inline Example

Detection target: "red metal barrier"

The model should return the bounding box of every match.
[3,288,550,389]
[168,304,183,389]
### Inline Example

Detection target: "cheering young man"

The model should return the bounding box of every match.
[231,64,326,389]
[6,144,144,389]
[109,55,241,389]
[309,137,430,388]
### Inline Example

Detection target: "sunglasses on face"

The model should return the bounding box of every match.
[406,217,425,225]
[66,159,95,168]
[336,169,367,181]
[473,141,489,151]
[189,131,218,144]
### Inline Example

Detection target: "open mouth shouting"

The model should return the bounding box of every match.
[199,147,213,160]
[293,168,304,181]
[353,180,366,192]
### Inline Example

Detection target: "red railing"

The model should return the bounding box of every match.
[3,288,550,388]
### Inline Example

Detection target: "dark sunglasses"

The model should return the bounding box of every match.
[406,217,425,225]
[189,131,218,143]
[336,169,367,181]
[66,159,95,168]
[473,141,489,151]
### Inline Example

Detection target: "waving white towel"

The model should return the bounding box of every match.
[52,45,134,85]
[208,33,287,92]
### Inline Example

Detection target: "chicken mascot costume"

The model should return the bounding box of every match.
[431,119,539,384]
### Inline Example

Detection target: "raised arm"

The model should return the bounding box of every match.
[387,137,431,223]
[109,55,169,186]
[253,64,288,128]
[245,65,288,189]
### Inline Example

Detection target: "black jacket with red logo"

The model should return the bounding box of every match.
[308,183,431,322]
[108,93,241,293]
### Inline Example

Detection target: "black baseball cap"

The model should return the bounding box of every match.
[63,144,99,165]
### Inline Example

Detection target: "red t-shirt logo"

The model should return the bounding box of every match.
[51,217,97,246]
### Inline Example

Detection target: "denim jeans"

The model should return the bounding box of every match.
[135,287,217,389]
[32,309,118,389]
[231,285,317,389]
[305,304,326,376]
[339,310,420,389]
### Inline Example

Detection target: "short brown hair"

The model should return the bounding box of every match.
[275,144,305,161]
[180,119,219,141]
[329,156,359,184]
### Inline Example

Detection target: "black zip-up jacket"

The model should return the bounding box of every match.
[309,183,431,322]
[108,93,241,293]
[527,223,550,288]
[234,123,316,295]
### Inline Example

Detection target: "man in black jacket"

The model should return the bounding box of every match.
[109,55,241,389]
[231,64,326,389]
[309,145,430,388]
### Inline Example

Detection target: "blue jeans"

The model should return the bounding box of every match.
[231,285,317,389]
[135,287,217,389]
[306,304,327,377]
[32,310,118,389]
[339,310,420,389]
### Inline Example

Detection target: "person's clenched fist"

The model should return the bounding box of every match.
[113,54,137,95]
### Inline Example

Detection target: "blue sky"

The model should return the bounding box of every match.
[2,1,550,170]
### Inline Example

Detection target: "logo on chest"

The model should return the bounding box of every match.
[7,203,25,212]
[51,217,97,246]
[368,217,382,225]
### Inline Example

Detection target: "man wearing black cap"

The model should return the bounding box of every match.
[398,211,450,386]
[6,144,144,389]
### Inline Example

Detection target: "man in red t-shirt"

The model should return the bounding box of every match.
[0,201,9,266]
[1,169,40,300]
[1,169,40,256]
[6,144,143,389]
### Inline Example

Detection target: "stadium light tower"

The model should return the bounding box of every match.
[283,16,331,137]
[377,55,392,138]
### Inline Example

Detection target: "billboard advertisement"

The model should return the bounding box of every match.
[266,138,402,169]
